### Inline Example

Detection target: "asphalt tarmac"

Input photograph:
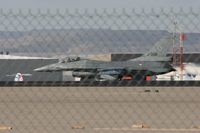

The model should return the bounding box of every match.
[0,86,200,133]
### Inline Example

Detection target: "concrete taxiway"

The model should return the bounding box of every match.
[0,86,200,133]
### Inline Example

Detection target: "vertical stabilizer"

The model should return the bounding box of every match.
[144,36,173,57]
[130,36,173,61]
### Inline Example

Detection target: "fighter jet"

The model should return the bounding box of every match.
[34,36,175,81]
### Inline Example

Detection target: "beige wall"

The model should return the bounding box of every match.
[86,54,111,61]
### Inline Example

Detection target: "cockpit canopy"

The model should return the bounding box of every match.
[59,56,81,63]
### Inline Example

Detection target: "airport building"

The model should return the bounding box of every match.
[0,53,200,81]
[61,53,200,81]
[111,53,200,62]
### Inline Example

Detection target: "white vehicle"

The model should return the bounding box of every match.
[6,73,32,82]
[156,63,200,81]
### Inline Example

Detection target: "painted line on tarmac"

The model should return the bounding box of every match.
[94,127,200,132]
[0,126,12,130]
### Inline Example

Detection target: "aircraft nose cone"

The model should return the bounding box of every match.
[34,66,49,72]
[34,68,43,72]
[34,63,61,72]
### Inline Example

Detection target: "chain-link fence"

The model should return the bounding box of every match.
[0,9,199,82]
[0,8,200,133]
[1,86,200,133]
[0,8,199,56]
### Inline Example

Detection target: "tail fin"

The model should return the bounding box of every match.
[129,35,173,62]
[144,36,173,57]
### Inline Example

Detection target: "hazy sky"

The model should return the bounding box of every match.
[0,0,198,32]
[0,0,199,9]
